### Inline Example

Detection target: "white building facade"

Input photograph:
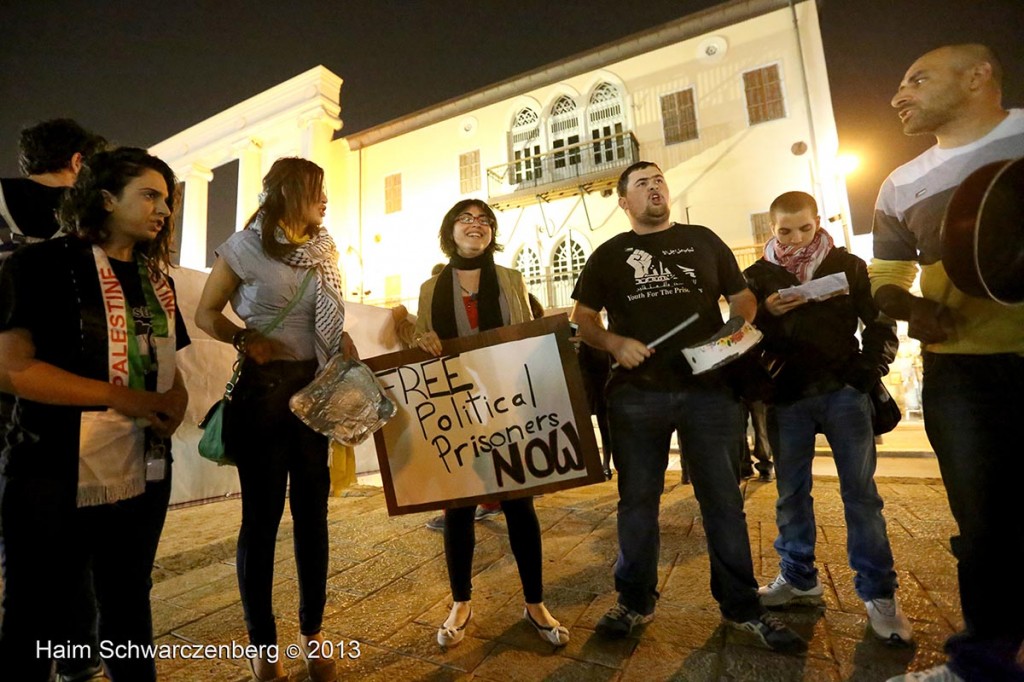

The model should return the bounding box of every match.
[153,0,859,315]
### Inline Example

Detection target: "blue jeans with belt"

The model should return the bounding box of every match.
[767,386,897,599]
[608,383,762,622]
[922,352,1024,681]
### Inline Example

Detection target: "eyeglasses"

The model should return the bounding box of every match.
[456,213,495,227]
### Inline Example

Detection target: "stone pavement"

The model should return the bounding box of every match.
[149,468,961,681]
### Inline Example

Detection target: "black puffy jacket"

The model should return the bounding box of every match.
[743,247,898,404]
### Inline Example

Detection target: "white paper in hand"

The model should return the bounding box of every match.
[778,272,849,302]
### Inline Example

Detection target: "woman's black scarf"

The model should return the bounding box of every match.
[431,252,503,340]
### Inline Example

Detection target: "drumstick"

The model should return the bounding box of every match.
[611,313,699,369]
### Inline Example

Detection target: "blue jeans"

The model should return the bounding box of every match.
[608,384,761,622]
[922,353,1024,681]
[767,386,897,600]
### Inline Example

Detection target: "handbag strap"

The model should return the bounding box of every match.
[223,268,316,398]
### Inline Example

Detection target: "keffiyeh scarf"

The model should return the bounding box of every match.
[764,228,834,284]
[253,215,345,367]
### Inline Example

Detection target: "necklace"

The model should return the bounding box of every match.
[460,285,478,301]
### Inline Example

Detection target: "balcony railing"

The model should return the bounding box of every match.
[487,132,640,209]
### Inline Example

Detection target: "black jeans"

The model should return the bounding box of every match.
[0,474,78,681]
[922,353,1024,681]
[444,496,543,603]
[227,359,330,645]
[66,468,173,682]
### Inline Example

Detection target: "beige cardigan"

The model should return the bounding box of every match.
[414,264,531,335]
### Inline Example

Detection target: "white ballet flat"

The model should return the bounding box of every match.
[436,607,472,648]
[524,607,570,647]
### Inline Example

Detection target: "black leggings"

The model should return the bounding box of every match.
[443,496,543,603]
[227,359,330,645]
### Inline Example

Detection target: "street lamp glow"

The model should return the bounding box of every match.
[836,153,860,176]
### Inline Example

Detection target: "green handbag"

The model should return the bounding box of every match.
[198,270,315,466]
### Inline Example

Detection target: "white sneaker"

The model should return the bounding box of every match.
[886,663,964,681]
[866,596,913,645]
[757,573,824,607]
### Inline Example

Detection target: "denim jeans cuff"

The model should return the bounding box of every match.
[615,585,658,616]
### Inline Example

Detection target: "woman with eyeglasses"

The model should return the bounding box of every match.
[412,199,569,649]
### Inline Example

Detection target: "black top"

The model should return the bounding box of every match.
[572,223,748,392]
[0,236,190,479]
[0,177,65,238]
[0,178,66,261]
[743,247,898,404]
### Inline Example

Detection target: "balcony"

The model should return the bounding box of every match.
[487,132,640,210]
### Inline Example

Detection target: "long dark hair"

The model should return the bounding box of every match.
[59,147,178,273]
[438,199,502,258]
[245,157,325,260]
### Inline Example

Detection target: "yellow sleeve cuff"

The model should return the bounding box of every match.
[868,258,918,296]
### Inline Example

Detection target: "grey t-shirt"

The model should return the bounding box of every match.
[217,229,317,360]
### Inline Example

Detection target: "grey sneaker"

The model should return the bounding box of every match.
[425,514,445,531]
[595,602,654,638]
[866,597,913,645]
[727,612,808,654]
[886,664,964,681]
[758,573,824,607]
[474,504,502,521]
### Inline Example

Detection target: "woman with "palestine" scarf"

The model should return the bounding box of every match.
[0,147,190,680]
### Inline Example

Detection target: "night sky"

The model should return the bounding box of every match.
[2,0,1021,233]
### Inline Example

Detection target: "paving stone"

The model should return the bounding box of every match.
[337,640,466,680]
[152,560,237,601]
[473,642,620,681]
[638,604,726,651]
[172,602,250,645]
[831,633,941,681]
[620,641,718,681]
[720,642,842,681]
[381,620,500,672]
[167,573,276,616]
[327,548,428,596]
[152,597,204,637]
[133,469,966,680]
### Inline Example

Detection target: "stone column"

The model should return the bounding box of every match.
[179,163,214,269]
[299,112,340,167]
[234,139,263,230]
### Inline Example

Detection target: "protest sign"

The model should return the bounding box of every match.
[362,315,604,515]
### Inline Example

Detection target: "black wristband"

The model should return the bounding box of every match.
[232,328,256,353]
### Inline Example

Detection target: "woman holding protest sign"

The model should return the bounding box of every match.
[413,198,569,649]
[195,157,354,682]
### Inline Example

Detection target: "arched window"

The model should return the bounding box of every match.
[550,236,589,308]
[510,107,542,185]
[514,246,546,306]
[587,83,627,166]
[548,96,581,178]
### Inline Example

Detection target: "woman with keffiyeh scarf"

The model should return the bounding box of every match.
[413,199,570,650]
[196,158,353,682]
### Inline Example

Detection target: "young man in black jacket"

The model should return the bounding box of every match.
[744,191,911,645]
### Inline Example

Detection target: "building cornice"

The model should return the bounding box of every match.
[346,0,804,150]
[150,65,343,171]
